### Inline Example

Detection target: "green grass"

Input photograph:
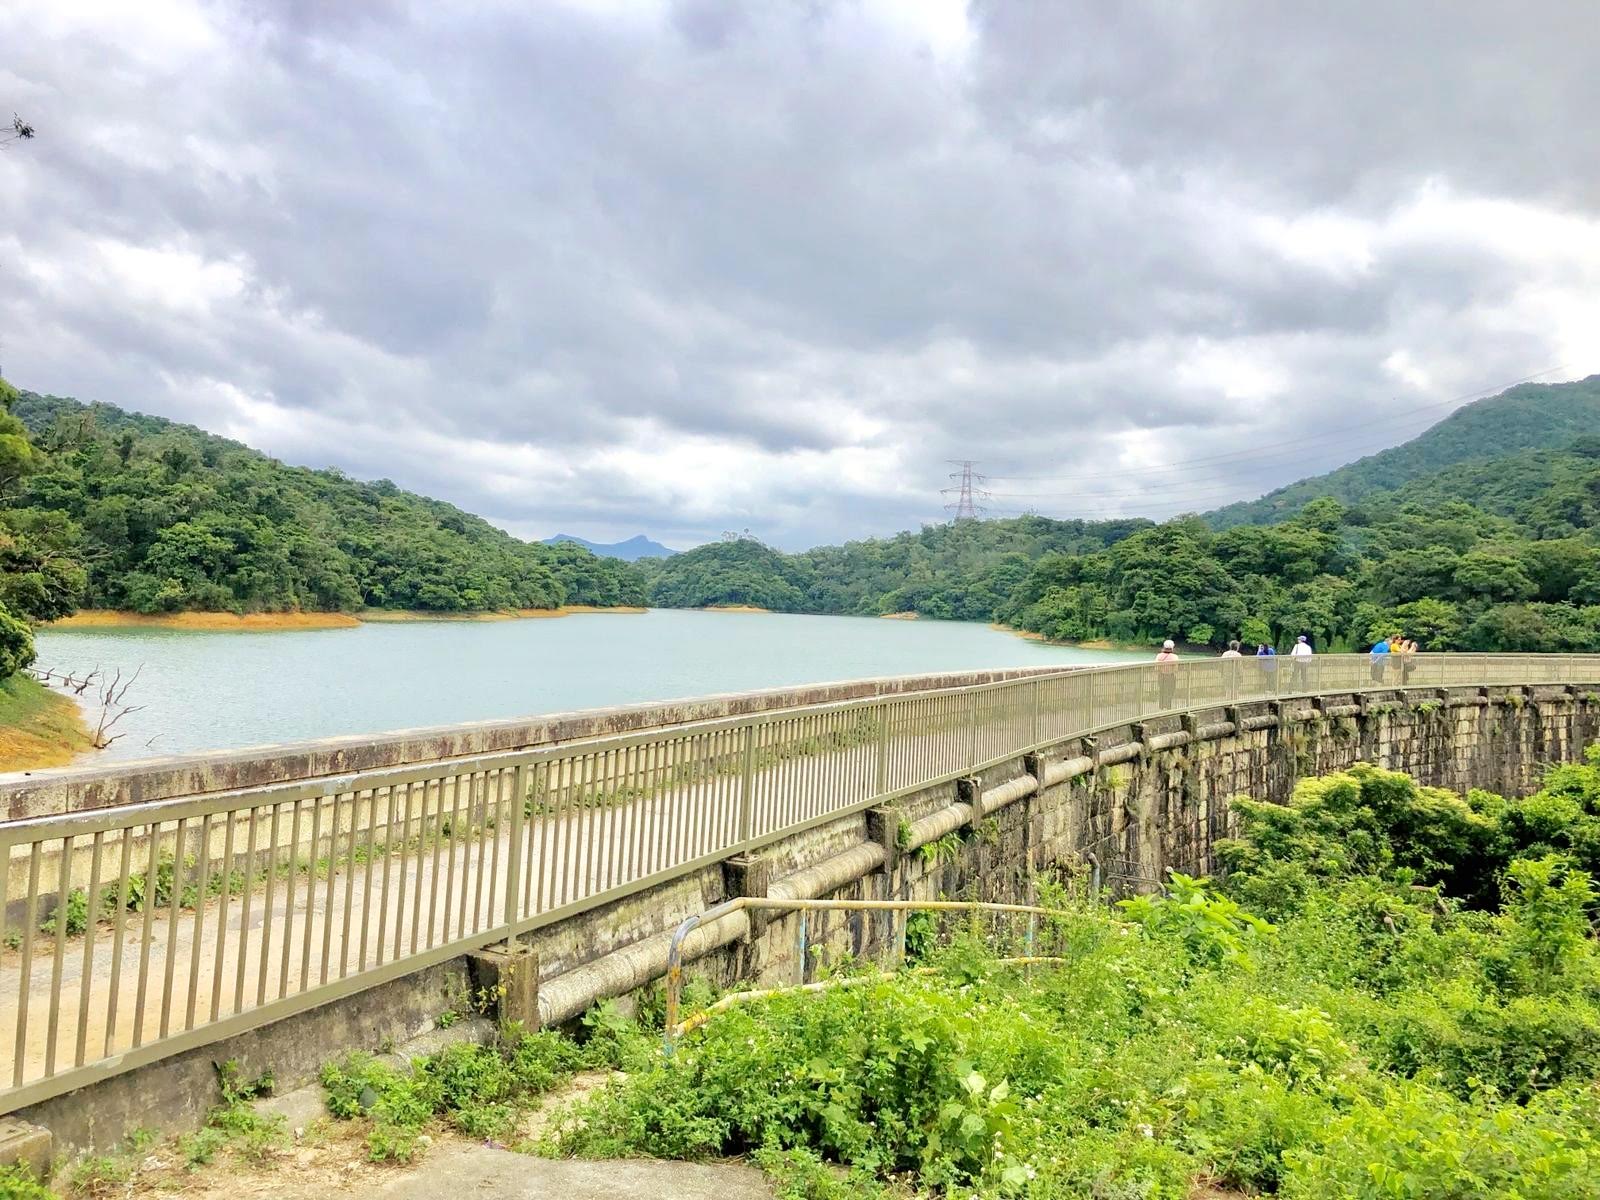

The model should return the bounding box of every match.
[0,674,92,770]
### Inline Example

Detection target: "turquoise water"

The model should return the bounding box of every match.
[32,610,1138,763]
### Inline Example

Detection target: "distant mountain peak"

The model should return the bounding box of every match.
[544,533,675,561]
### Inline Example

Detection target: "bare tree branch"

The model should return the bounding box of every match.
[90,665,145,750]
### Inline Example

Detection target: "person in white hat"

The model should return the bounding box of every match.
[1155,638,1179,708]
[1290,634,1313,688]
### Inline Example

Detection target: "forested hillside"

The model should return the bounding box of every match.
[640,516,1151,619]
[1208,374,1600,528]
[2,389,642,627]
[643,452,1600,653]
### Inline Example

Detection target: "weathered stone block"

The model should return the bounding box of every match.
[0,1118,51,1178]
[467,941,539,1027]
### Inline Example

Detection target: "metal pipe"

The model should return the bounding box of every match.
[661,896,1079,1052]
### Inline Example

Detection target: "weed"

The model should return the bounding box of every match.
[66,1153,134,1197]
[0,1165,53,1200]
[903,909,936,962]
[321,1023,590,1162]
[918,831,963,866]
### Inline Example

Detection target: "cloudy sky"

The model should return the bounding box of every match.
[2,1,1598,550]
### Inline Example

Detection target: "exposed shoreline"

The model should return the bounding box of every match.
[0,675,94,771]
[44,606,648,631]
[698,604,772,613]
[989,623,1148,654]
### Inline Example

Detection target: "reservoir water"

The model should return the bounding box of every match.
[33,609,1138,763]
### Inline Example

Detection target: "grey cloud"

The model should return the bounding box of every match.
[1,0,1597,550]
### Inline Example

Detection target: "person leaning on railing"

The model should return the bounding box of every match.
[1397,636,1418,684]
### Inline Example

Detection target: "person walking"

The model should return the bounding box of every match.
[1290,634,1312,689]
[1156,639,1180,709]
[1221,640,1242,699]
[1256,642,1278,695]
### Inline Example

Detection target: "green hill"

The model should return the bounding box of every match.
[5,390,644,616]
[641,516,1152,618]
[1208,375,1600,528]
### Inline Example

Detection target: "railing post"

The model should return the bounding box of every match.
[1030,676,1041,747]
[874,700,889,795]
[503,763,527,929]
[968,689,980,769]
[738,722,756,846]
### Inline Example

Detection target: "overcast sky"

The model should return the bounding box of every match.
[3,2,1598,550]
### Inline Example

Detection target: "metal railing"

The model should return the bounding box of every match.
[2,652,1596,1111]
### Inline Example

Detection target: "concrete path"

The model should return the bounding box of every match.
[378,1144,774,1199]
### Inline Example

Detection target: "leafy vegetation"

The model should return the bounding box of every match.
[645,484,1600,653]
[0,388,642,649]
[522,752,1600,1198]
[319,1015,626,1160]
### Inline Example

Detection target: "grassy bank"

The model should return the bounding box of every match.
[0,675,93,771]
[46,606,648,631]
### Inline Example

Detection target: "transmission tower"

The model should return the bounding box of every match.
[941,460,989,521]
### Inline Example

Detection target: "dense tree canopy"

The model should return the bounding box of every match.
[643,456,1600,654]
[0,391,643,655]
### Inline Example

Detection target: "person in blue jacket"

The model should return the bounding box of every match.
[1369,636,1391,683]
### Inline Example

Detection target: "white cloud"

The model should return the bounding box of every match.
[2,0,1598,548]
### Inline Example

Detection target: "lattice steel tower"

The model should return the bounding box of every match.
[942,460,989,521]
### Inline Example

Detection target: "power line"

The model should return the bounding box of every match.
[941,459,990,521]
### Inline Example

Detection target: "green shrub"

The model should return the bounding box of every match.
[0,603,35,680]
[0,1164,54,1200]
[1283,1081,1599,1199]
[1118,871,1273,969]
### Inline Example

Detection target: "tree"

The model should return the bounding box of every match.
[0,378,37,499]
[0,602,34,679]
[1454,549,1538,602]
[1391,598,1462,650]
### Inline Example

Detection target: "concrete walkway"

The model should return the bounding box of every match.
[378,1143,774,1199]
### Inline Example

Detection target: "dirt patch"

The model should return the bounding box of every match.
[879,612,919,620]
[358,606,647,623]
[514,1069,620,1147]
[116,1118,400,1199]
[699,605,770,613]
